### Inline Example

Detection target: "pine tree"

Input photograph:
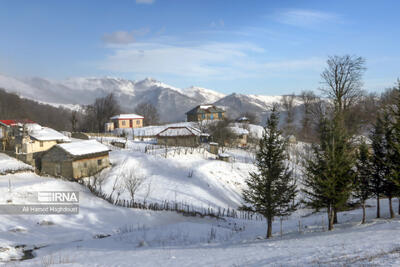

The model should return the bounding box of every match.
[388,82,400,215]
[242,108,297,239]
[381,111,398,218]
[354,141,373,224]
[302,114,355,230]
[370,113,386,218]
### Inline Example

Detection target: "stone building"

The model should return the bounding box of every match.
[41,140,110,179]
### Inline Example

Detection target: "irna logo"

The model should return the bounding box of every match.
[37,191,79,203]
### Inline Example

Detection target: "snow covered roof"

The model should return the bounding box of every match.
[110,114,144,120]
[57,140,110,157]
[236,116,249,122]
[185,104,225,115]
[26,124,71,142]
[157,126,208,137]
[229,126,249,136]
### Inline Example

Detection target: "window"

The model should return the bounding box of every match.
[136,120,140,125]
[40,141,43,147]
[218,112,222,119]
[97,159,102,166]
[122,120,126,126]
[202,114,205,119]
[210,114,214,120]
[83,162,87,168]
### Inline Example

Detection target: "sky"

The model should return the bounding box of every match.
[0,0,399,95]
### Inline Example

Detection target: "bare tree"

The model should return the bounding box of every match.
[300,90,317,141]
[82,93,121,132]
[124,169,145,203]
[281,93,296,136]
[70,110,78,132]
[320,55,366,112]
[134,102,160,126]
[207,119,236,151]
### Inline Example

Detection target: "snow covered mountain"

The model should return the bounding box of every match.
[0,73,299,123]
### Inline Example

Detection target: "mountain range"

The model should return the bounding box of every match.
[0,74,293,123]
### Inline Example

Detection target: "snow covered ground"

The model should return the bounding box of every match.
[0,145,399,266]
[0,153,33,175]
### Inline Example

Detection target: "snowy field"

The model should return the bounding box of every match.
[0,144,399,266]
[0,153,33,175]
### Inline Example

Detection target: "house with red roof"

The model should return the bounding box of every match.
[0,119,70,168]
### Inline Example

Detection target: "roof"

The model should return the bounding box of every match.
[236,116,249,122]
[110,114,144,120]
[27,124,71,142]
[229,126,249,135]
[185,105,225,115]
[57,140,110,157]
[157,126,209,137]
[0,119,35,127]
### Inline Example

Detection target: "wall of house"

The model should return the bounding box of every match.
[157,136,199,147]
[23,139,58,154]
[42,160,73,178]
[187,112,225,122]
[72,154,110,179]
[112,119,143,129]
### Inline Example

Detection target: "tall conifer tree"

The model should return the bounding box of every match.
[302,114,355,230]
[242,108,297,238]
[354,141,373,224]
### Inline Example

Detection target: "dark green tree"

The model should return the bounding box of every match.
[354,141,373,224]
[387,80,400,215]
[381,110,398,218]
[302,114,355,230]
[242,108,297,239]
[370,113,387,218]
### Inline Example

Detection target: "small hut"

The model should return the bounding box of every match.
[156,126,208,147]
[41,140,110,179]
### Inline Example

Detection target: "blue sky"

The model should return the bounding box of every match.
[0,0,399,95]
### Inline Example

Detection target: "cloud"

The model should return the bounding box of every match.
[210,19,224,28]
[102,28,150,44]
[102,31,136,44]
[97,40,324,80]
[274,9,339,28]
[136,0,154,4]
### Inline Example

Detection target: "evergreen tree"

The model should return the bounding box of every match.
[388,82,400,215]
[354,141,373,224]
[370,114,386,218]
[302,114,355,230]
[242,108,297,239]
[381,111,398,218]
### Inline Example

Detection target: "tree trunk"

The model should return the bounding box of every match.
[376,195,380,218]
[266,217,273,239]
[333,208,338,224]
[361,201,366,224]
[398,198,400,215]
[389,197,395,219]
[328,205,334,231]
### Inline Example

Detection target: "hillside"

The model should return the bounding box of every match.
[0,151,399,265]
[0,88,74,131]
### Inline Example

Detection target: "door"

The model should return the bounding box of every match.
[129,120,133,128]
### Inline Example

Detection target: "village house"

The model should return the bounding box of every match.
[106,114,144,132]
[156,126,209,147]
[229,126,249,148]
[185,104,225,122]
[41,140,110,179]
[0,120,70,167]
